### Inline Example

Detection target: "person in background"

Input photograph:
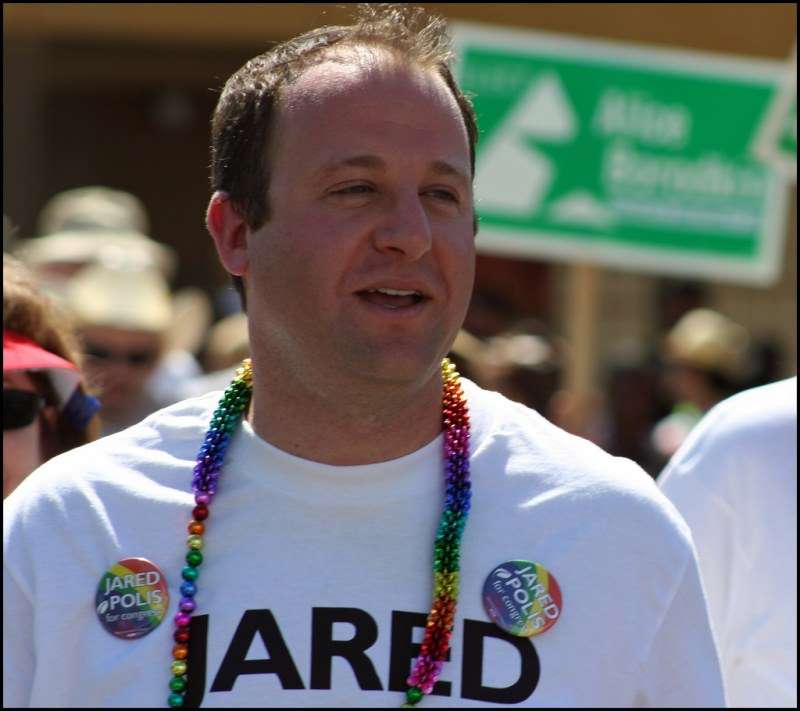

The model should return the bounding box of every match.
[14,185,207,410]
[446,327,490,385]
[659,376,797,707]
[482,320,562,417]
[651,307,751,467]
[13,185,177,291]
[179,311,250,399]
[3,254,100,497]
[147,286,212,403]
[61,261,177,435]
[606,361,664,477]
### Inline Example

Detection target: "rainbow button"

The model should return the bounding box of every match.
[95,557,169,640]
[482,560,563,637]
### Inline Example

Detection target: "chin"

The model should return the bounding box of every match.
[346,342,445,386]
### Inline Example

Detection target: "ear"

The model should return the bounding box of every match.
[206,191,249,277]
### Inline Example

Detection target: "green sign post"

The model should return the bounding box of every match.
[453,23,791,285]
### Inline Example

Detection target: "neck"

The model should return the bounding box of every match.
[247,357,444,465]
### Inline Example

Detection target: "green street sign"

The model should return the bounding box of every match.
[753,48,796,180]
[453,23,791,285]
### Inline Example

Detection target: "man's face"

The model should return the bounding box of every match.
[244,53,476,388]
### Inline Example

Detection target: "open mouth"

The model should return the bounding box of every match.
[357,287,426,309]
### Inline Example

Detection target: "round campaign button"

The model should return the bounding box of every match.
[95,558,169,640]
[482,560,562,637]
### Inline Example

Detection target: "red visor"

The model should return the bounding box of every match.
[4,330,79,374]
[3,330,82,408]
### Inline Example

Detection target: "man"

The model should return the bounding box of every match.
[659,377,797,707]
[56,260,176,435]
[650,308,751,468]
[15,185,207,420]
[4,6,724,708]
[3,255,101,498]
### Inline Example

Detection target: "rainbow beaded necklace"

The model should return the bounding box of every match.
[166,357,471,708]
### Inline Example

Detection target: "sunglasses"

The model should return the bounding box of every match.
[85,343,158,367]
[3,389,45,431]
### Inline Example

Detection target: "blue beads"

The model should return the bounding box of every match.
[180,581,197,597]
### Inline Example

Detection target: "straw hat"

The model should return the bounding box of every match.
[14,228,177,279]
[664,308,751,381]
[36,186,150,235]
[65,263,174,334]
[14,186,176,279]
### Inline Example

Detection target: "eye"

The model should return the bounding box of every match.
[332,183,375,196]
[424,188,460,203]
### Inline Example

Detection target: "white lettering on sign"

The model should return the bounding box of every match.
[603,140,766,200]
[592,88,691,149]
[461,64,532,97]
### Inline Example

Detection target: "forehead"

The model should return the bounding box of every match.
[272,51,470,173]
[282,46,451,105]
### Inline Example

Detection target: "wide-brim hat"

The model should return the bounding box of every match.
[65,262,174,334]
[664,308,751,381]
[13,229,177,280]
[36,185,150,236]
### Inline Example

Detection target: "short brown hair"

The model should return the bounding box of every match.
[210,4,478,307]
[3,253,101,456]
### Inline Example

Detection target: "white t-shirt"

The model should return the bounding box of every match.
[4,380,725,707]
[659,377,797,708]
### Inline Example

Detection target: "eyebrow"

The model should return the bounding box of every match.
[315,154,470,186]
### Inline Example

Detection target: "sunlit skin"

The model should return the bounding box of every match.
[3,370,55,498]
[80,325,163,415]
[207,49,476,465]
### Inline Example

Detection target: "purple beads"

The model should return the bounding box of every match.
[179,597,196,613]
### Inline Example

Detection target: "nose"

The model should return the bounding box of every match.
[371,192,433,261]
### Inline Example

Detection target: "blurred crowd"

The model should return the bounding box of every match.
[3,184,786,495]
[3,186,250,495]
[451,280,783,477]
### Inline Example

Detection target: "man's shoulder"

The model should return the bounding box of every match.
[667,377,795,469]
[468,380,652,486]
[660,377,797,499]
[466,381,689,544]
[707,376,796,436]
